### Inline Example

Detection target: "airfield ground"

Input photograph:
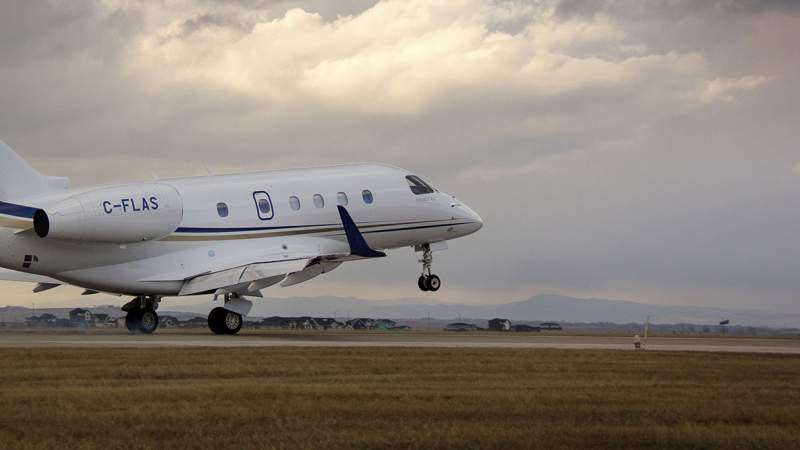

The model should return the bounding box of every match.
[1,328,799,353]
[0,331,799,449]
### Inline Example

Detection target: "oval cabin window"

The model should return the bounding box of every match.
[257,198,271,215]
[362,190,373,204]
[337,192,348,206]
[313,194,325,208]
[217,202,229,217]
[289,196,301,211]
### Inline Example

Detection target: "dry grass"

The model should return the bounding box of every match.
[0,347,798,450]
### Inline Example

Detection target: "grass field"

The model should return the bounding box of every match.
[1,347,799,449]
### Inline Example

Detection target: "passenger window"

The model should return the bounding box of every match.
[313,194,325,208]
[362,190,373,204]
[406,175,435,195]
[289,196,301,211]
[252,191,274,220]
[216,202,229,218]
[258,198,271,215]
[337,192,348,206]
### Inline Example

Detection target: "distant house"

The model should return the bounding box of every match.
[314,318,344,329]
[511,324,540,332]
[160,316,178,328]
[539,322,562,331]
[445,322,480,332]
[93,313,109,322]
[347,318,375,330]
[488,318,512,331]
[260,316,291,328]
[183,317,208,327]
[69,308,94,327]
[91,313,120,328]
[373,319,396,330]
[259,316,344,329]
[25,313,58,327]
[69,308,92,322]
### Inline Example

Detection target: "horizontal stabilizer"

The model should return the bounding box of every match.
[337,206,386,258]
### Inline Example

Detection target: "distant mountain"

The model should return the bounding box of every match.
[3,294,798,328]
[169,294,800,328]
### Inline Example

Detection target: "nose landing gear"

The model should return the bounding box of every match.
[417,244,441,292]
[122,296,160,334]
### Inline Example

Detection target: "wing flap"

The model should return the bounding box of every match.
[281,260,342,287]
[179,258,308,296]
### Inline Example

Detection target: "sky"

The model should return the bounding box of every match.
[0,0,799,312]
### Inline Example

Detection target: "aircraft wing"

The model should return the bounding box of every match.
[0,268,63,293]
[176,206,386,297]
[0,268,61,285]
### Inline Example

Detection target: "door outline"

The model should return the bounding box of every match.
[252,191,275,221]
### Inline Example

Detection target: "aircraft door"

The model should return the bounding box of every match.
[252,191,274,220]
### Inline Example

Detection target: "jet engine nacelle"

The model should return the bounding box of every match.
[33,184,183,243]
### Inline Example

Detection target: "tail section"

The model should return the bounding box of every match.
[0,140,67,200]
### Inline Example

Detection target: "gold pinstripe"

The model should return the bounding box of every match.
[160,220,454,242]
[0,216,32,229]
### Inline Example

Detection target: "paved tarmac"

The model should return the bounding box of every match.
[1,330,799,353]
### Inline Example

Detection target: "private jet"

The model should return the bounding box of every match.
[0,141,483,334]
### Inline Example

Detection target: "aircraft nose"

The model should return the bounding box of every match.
[460,203,483,232]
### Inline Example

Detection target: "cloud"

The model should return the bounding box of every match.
[130,1,713,116]
[700,75,771,103]
[0,0,799,312]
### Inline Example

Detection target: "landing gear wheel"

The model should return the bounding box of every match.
[137,308,159,334]
[417,243,441,292]
[418,275,430,292]
[123,296,161,334]
[125,308,141,333]
[425,274,441,292]
[208,307,242,335]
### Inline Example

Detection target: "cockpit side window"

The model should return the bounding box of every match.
[406,175,435,195]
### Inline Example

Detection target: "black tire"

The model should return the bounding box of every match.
[208,307,224,334]
[426,274,441,292]
[137,308,159,334]
[125,308,141,334]
[208,307,242,335]
[418,275,429,292]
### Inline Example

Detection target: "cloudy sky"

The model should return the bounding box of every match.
[1,0,799,312]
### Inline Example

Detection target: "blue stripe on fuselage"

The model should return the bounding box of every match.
[174,223,339,233]
[0,201,37,219]
[173,219,451,234]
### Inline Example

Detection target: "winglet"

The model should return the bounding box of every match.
[337,206,386,258]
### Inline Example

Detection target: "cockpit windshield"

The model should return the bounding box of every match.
[406,175,435,195]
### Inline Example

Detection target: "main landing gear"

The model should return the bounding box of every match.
[123,296,160,334]
[417,243,441,292]
[208,293,245,335]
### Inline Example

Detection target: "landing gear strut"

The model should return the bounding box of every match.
[208,293,244,335]
[417,244,441,292]
[123,296,160,334]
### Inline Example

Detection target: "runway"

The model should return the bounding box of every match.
[1,330,799,353]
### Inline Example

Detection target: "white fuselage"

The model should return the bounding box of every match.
[0,164,482,295]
